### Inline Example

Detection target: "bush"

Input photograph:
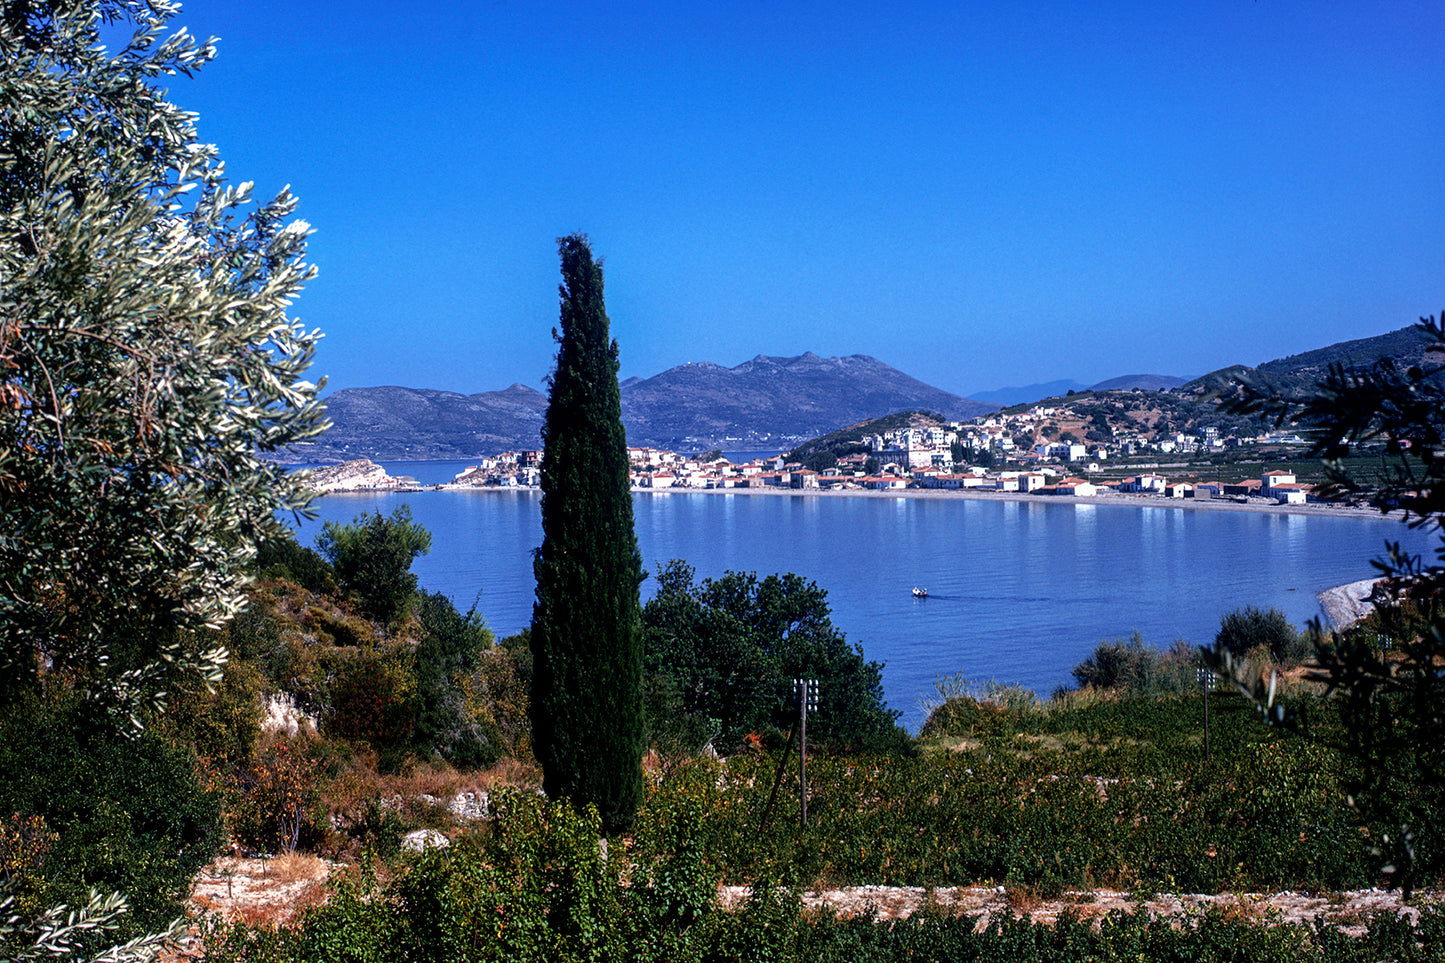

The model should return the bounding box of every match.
[414,591,501,769]
[0,696,223,947]
[316,506,432,625]
[326,645,417,770]
[642,561,905,753]
[199,767,1445,962]
[1215,606,1306,662]
[1071,634,1195,694]
[255,531,337,597]
[227,735,330,854]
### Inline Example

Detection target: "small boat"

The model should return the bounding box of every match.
[912,587,928,598]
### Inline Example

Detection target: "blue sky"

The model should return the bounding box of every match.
[167,0,1442,399]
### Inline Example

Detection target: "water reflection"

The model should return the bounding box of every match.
[293,491,1430,732]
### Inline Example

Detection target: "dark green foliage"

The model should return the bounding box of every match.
[414,590,501,769]
[1242,322,1440,398]
[1210,312,1445,894]
[1071,633,1196,693]
[0,695,223,948]
[203,772,1445,962]
[500,629,534,686]
[530,234,646,835]
[643,560,906,753]
[738,691,1413,893]
[800,449,838,473]
[644,672,721,758]
[1215,606,1306,661]
[316,505,432,625]
[255,530,337,596]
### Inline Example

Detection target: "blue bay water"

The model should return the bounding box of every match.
[291,460,1428,731]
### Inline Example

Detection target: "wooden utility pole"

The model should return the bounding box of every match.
[797,678,818,827]
[1197,666,1211,765]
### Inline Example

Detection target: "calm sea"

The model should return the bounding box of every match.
[290,460,1428,731]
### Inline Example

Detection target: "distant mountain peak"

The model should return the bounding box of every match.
[1089,374,1188,392]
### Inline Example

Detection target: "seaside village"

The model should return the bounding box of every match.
[439,406,1320,505]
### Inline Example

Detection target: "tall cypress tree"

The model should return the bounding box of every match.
[530,234,646,833]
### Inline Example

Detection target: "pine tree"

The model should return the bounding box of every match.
[530,234,645,833]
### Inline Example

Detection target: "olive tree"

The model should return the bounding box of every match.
[0,0,327,721]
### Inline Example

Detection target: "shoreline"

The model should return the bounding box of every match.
[389,480,1393,522]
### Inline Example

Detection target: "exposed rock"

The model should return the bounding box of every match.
[449,790,490,821]
[1318,578,1385,630]
[306,458,403,493]
[259,693,317,738]
[401,829,450,852]
[717,884,1430,934]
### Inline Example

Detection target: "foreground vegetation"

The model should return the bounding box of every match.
[7,1,1442,958]
[202,791,1445,963]
[6,502,1444,958]
[198,681,1445,961]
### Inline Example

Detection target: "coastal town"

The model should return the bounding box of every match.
[311,404,1334,510]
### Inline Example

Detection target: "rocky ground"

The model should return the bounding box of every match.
[1317,577,1386,630]
[306,458,412,493]
[166,852,1431,958]
[719,883,1427,936]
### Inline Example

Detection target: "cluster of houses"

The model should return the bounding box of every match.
[442,401,1320,503]
[448,446,1316,506]
[451,451,541,488]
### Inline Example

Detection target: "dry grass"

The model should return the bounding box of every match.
[1004,884,1042,914]
[190,855,334,928]
[1217,893,1268,924]
[262,851,327,885]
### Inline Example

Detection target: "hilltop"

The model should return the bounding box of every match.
[302,353,997,461]
[296,323,1436,463]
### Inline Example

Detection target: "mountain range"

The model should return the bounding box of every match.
[968,374,1189,405]
[305,353,997,461]
[298,324,1434,462]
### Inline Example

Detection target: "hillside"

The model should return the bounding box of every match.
[1089,373,1188,392]
[297,325,1435,462]
[785,410,946,465]
[619,353,994,451]
[965,379,1088,406]
[1186,324,1437,396]
[304,384,548,461]
[980,324,1443,450]
[303,354,998,460]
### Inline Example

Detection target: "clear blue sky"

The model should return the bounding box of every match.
[167,0,1442,399]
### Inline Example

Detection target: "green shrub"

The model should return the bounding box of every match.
[1216,606,1307,662]
[160,658,265,769]
[1070,633,1195,694]
[317,506,432,626]
[255,531,337,597]
[0,696,223,948]
[414,591,501,769]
